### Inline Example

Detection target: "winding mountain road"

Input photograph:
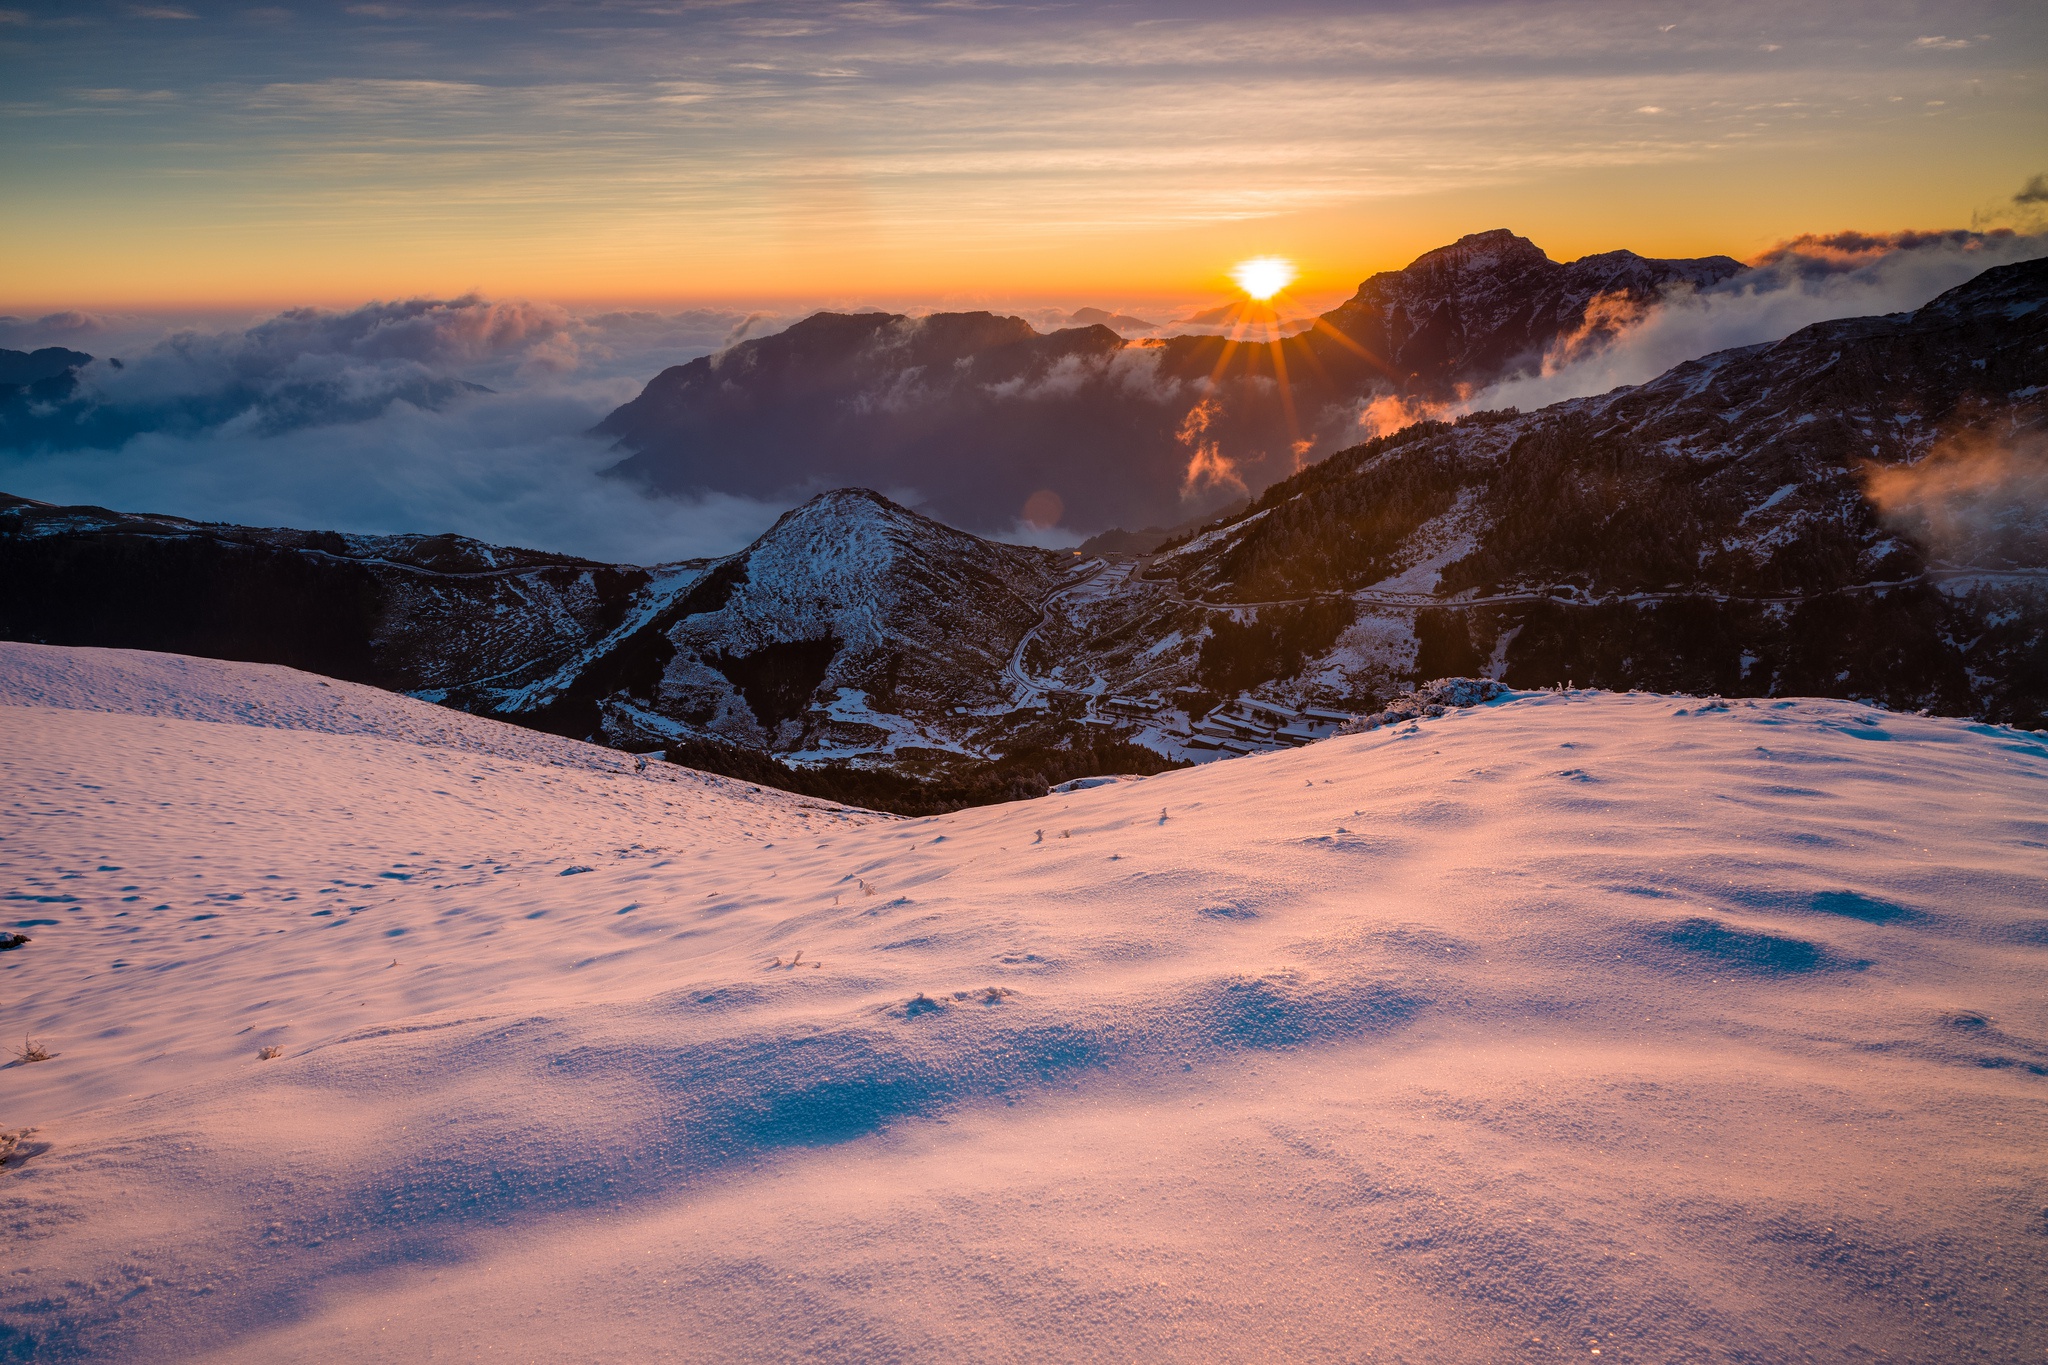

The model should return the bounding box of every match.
[1005,556,1125,702]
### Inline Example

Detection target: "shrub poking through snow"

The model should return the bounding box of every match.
[0,932,29,951]
[15,1035,50,1064]
[257,1045,283,1060]
[902,987,1014,1016]
[1337,677,1508,734]
[0,1128,35,1168]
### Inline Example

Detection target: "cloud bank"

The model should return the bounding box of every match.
[0,298,795,564]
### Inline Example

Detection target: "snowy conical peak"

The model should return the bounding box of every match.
[730,487,1059,619]
[743,488,991,572]
[669,484,1059,682]
[765,487,920,531]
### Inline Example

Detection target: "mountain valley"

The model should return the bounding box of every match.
[4,254,2044,811]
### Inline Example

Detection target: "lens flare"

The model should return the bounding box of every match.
[1231,256,1296,300]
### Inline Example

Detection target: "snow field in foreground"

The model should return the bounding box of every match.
[1,642,2045,1362]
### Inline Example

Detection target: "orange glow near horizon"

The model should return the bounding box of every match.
[3,147,2037,314]
[4,162,2039,316]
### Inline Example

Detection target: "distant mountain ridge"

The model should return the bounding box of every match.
[0,346,93,387]
[0,498,668,697]
[1068,307,1160,334]
[0,346,98,448]
[599,230,1747,535]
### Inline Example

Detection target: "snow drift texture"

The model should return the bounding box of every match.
[2,642,2045,1361]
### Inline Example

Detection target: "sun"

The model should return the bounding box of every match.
[1230,256,1296,301]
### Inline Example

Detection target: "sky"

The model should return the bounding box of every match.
[1,0,2043,310]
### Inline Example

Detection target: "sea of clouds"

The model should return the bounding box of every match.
[0,299,797,564]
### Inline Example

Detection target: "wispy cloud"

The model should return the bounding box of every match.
[2,0,2040,301]
[68,86,181,102]
[1865,431,2048,568]
[0,310,113,344]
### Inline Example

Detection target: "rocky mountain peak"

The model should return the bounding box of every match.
[738,487,1028,590]
[1400,228,1553,280]
[757,485,922,538]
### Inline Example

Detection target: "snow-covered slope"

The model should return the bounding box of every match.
[4,643,2045,1361]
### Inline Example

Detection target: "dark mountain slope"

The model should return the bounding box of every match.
[0,487,1076,764]
[1306,231,1741,399]
[0,496,673,695]
[600,312,1176,531]
[0,347,97,449]
[1145,256,2048,724]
